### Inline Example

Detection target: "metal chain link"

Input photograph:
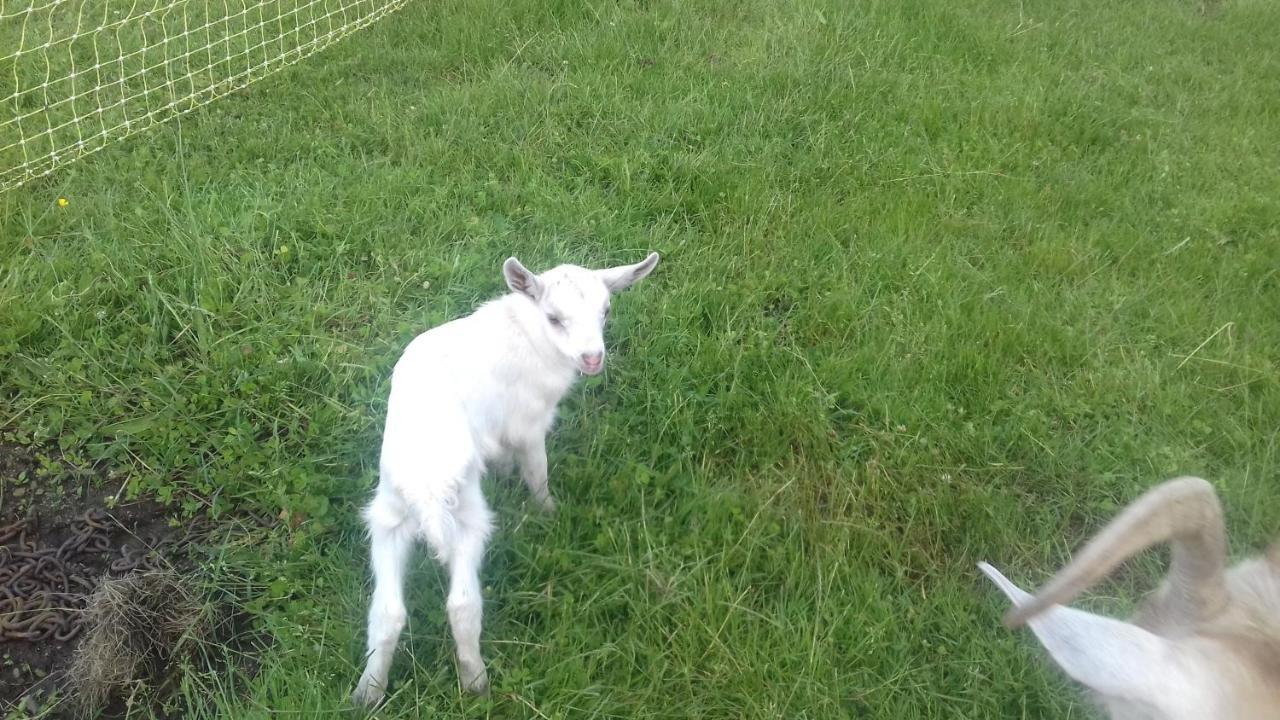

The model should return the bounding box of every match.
[0,509,189,643]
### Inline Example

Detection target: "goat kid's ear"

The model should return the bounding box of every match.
[978,562,1206,713]
[504,257,544,300]
[597,252,660,293]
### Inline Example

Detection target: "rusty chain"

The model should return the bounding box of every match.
[0,509,185,644]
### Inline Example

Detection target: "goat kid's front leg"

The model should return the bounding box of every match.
[518,440,556,512]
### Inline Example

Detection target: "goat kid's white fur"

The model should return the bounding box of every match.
[981,477,1280,720]
[352,253,660,706]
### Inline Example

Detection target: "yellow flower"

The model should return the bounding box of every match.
[57,197,69,208]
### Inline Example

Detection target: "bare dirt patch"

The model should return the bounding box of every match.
[0,442,217,717]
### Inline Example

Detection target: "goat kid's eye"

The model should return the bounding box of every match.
[547,314,564,328]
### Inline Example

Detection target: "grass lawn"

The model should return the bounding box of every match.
[2,0,1279,717]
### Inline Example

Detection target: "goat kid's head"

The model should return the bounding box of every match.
[502,253,660,375]
[980,476,1278,720]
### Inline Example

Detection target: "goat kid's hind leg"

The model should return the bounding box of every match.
[518,440,555,512]
[443,481,495,694]
[353,488,417,707]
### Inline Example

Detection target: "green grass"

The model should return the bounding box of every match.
[3,0,1280,716]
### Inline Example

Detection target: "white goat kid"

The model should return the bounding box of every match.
[352,253,660,706]
[980,476,1280,720]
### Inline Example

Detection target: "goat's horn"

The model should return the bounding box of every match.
[1004,476,1227,629]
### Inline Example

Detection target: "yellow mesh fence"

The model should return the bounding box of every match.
[1,0,409,192]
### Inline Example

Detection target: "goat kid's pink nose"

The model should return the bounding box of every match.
[581,352,604,368]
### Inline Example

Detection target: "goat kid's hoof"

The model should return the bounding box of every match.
[351,679,386,708]
[537,495,558,514]
[462,667,490,695]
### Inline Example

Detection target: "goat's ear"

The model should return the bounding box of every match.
[978,562,1208,713]
[597,252,660,293]
[504,257,543,300]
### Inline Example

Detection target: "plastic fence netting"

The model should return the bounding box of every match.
[1,0,409,192]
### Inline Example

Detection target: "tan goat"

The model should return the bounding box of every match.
[980,476,1280,719]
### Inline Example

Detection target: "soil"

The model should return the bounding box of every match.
[0,442,197,718]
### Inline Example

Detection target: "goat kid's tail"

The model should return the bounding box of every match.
[417,498,459,564]
[364,484,458,564]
